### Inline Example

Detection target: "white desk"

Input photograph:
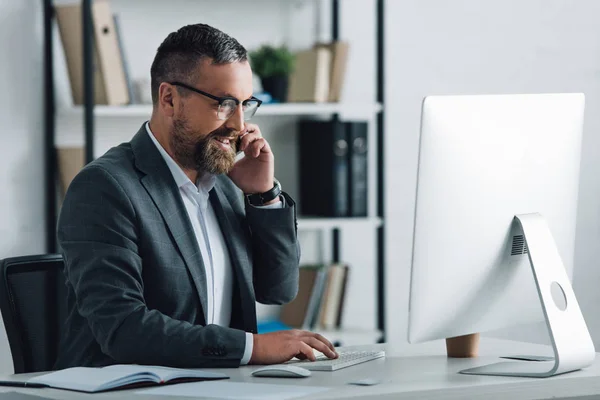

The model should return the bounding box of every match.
[2,338,600,400]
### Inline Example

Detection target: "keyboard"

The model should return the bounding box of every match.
[285,350,386,371]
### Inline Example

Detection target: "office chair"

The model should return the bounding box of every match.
[0,254,68,373]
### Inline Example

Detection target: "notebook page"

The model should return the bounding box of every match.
[104,365,228,382]
[28,367,142,392]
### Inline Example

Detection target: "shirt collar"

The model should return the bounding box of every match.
[145,122,216,194]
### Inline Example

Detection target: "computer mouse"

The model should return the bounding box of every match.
[251,365,312,378]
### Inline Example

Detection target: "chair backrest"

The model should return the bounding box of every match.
[0,254,68,373]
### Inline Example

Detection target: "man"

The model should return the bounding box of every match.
[54,23,337,369]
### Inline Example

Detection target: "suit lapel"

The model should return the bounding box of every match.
[210,185,256,331]
[130,126,208,322]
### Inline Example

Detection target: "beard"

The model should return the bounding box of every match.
[169,116,238,175]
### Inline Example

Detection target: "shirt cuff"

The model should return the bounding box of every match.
[240,332,254,365]
[252,195,285,209]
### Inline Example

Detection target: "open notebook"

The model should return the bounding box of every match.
[25,364,228,393]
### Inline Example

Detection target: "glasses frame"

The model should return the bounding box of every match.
[169,81,262,120]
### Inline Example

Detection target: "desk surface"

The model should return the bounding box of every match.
[2,337,600,400]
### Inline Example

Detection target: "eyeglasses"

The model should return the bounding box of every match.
[169,81,262,121]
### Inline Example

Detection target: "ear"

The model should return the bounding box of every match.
[158,82,176,118]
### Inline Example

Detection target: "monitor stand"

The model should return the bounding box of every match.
[460,213,596,378]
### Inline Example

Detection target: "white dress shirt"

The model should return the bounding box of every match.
[146,122,282,365]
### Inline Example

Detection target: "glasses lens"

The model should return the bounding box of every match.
[217,100,237,120]
[243,100,260,121]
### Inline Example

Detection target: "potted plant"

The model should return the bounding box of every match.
[249,45,295,103]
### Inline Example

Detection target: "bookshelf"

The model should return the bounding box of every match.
[44,0,385,344]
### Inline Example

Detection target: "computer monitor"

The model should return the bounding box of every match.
[407,93,595,377]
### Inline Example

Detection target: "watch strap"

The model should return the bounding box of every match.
[246,180,282,206]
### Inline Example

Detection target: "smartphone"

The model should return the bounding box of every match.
[235,135,243,154]
[234,134,245,162]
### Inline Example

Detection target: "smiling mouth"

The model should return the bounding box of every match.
[213,136,237,151]
[214,137,234,144]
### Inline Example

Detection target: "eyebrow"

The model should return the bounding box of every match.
[219,91,254,101]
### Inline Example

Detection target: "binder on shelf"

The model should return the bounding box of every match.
[317,264,349,329]
[55,0,129,106]
[298,120,349,217]
[92,0,129,105]
[55,2,104,105]
[335,265,350,328]
[303,266,329,329]
[113,14,134,104]
[287,47,331,103]
[348,122,368,217]
[279,264,349,330]
[280,265,328,328]
[57,147,84,196]
[315,41,349,102]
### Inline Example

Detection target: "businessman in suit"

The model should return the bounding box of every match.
[54,23,337,369]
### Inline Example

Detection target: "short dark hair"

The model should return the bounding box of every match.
[150,24,248,104]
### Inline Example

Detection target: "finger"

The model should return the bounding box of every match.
[304,337,337,359]
[297,331,336,353]
[244,123,259,134]
[298,342,316,362]
[251,137,271,156]
[258,137,271,154]
[245,137,269,158]
[239,128,262,151]
[240,133,262,155]
[310,333,337,355]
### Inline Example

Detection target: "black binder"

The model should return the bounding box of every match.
[298,120,349,217]
[348,122,368,217]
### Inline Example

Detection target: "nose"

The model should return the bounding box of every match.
[225,104,245,133]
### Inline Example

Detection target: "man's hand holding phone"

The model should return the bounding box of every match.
[227,124,276,202]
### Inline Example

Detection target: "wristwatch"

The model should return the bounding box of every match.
[246,179,282,206]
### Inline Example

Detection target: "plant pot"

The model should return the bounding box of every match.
[261,75,289,103]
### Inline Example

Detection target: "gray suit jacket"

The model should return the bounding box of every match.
[54,124,300,369]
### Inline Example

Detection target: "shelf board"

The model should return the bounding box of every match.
[59,102,382,118]
[297,217,383,230]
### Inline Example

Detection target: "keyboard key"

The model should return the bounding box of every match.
[286,350,385,371]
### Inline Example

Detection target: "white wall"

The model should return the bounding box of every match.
[0,0,45,374]
[385,0,600,351]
